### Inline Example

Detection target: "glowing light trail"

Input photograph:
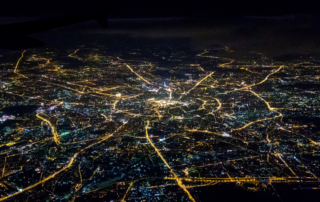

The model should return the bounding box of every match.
[38,80,84,94]
[121,181,135,202]
[14,50,27,78]
[2,157,6,177]
[125,64,152,84]
[275,153,297,176]
[145,121,196,202]
[219,60,234,68]
[230,90,282,132]
[186,72,214,95]
[101,113,108,122]
[179,72,214,99]
[212,98,222,113]
[113,100,119,110]
[68,49,80,59]
[221,65,284,94]
[0,122,127,201]
[187,129,243,141]
[164,176,316,183]
[37,113,61,145]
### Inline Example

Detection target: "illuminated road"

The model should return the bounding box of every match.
[230,90,283,132]
[68,49,81,60]
[14,50,26,74]
[187,129,244,141]
[2,157,6,178]
[2,45,319,201]
[38,80,122,98]
[14,50,27,78]
[241,67,258,74]
[184,72,214,96]
[38,80,85,95]
[220,65,284,94]
[0,122,127,201]
[145,121,196,202]
[212,98,222,113]
[113,100,119,110]
[36,113,61,145]
[125,64,152,84]
[164,176,317,183]
[196,98,207,110]
[275,153,297,176]
[101,113,108,122]
[167,88,172,100]
[219,60,234,68]
[121,181,135,202]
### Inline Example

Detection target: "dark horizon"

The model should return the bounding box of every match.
[0,0,319,18]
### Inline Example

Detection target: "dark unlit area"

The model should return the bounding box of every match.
[27,16,320,56]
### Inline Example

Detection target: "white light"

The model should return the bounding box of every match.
[49,106,55,111]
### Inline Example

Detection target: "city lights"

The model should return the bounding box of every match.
[0,45,319,202]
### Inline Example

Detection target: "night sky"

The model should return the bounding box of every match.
[0,0,319,18]
[0,0,320,56]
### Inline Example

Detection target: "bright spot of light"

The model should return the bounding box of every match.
[49,106,55,111]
